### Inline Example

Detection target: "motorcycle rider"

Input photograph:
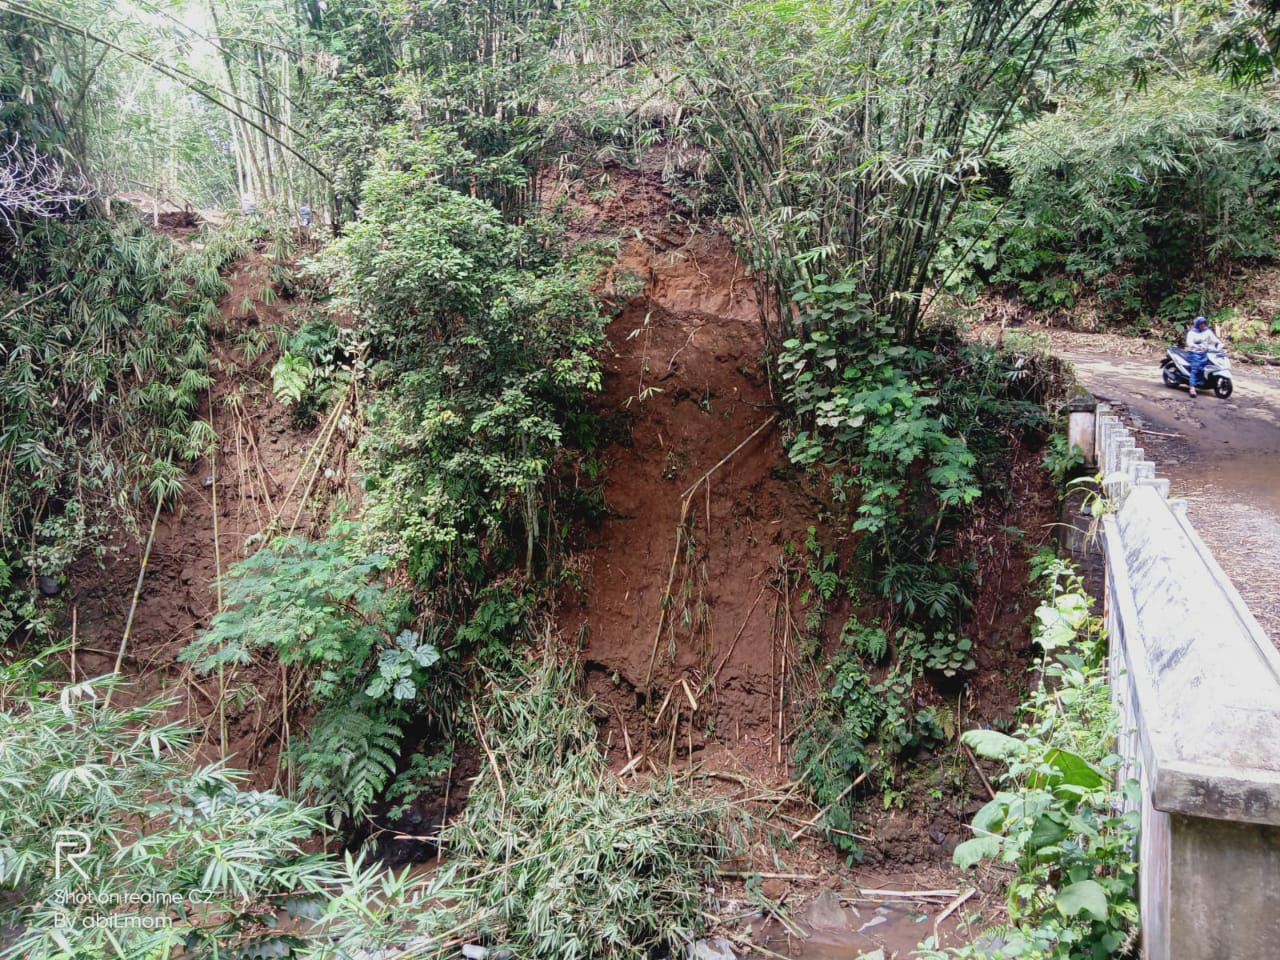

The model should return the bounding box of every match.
[1185,315,1222,398]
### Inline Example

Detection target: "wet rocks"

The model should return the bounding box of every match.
[690,937,738,960]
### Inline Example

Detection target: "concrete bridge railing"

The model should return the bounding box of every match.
[1087,401,1280,960]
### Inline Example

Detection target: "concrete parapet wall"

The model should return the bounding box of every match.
[1093,403,1280,960]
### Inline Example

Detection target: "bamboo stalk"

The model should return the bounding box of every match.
[211,419,227,755]
[106,497,164,707]
[472,701,508,811]
[645,416,777,688]
[934,888,977,941]
[284,391,348,537]
[859,887,961,899]
[711,578,769,684]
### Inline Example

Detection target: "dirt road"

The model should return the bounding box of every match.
[1056,334,1280,644]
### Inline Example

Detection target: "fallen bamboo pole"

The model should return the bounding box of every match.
[934,887,977,940]
[711,578,770,684]
[211,411,228,754]
[106,496,164,707]
[858,887,960,898]
[645,416,777,688]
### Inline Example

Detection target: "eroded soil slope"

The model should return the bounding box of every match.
[67,248,351,781]
[548,167,1063,951]
[550,164,815,779]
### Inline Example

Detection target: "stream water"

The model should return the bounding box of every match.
[731,890,970,959]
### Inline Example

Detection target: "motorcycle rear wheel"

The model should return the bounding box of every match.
[1162,366,1181,388]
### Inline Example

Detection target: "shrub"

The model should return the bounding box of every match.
[778,282,1054,628]
[781,284,1066,856]
[320,131,607,592]
[179,524,443,825]
[300,663,727,959]
[972,75,1280,310]
[793,624,948,857]
[0,657,338,960]
[0,212,254,640]
[934,558,1139,959]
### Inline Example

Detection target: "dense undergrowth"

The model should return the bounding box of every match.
[310,664,726,960]
[0,655,338,960]
[937,75,1280,323]
[924,558,1139,960]
[0,213,255,639]
[179,129,610,829]
[781,287,1073,856]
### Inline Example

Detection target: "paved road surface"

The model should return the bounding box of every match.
[1060,338,1280,645]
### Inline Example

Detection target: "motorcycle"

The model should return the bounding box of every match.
[1161,347,1234,398]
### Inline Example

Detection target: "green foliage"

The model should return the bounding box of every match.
[0,656,338,960]
[782,297,978,564]
[1042,432,1086,488]
[179,524,440,825]
[301,0,563,223]
[455,581,538,672]
[782,284,1066,861]
[294,699,407,828]
[840,616,888,663]
[779,283,1056,629]
[181,526,413,685]
[950,75,1280,313]
[300,664,727,959]
[792,622,949,857]
[272,352,314,406]
[803,526,842,601]
[941,559,1139,959]
[324,131,606,593]
[272,319,357,424]
[899,629,976,678]
[596,0,1090,346]
[0,212,253,641]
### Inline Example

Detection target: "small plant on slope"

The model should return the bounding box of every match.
[931,557,1139,960]
[180,523,442,825]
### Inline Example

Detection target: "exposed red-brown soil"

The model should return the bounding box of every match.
[548,163,813,780]
[66,247,351,784]
[548,163,1058,888]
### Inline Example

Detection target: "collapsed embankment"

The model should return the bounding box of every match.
[545,163,1062,911]
[58,167,1064,956]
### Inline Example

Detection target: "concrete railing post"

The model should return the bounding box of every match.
[1067,392,1098,468]
[1095,412,1280,960]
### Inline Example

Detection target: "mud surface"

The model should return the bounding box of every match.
[1053,332,1280,644]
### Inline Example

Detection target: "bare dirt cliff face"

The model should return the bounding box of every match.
[549,163,816,776]
[543,160,1054,957]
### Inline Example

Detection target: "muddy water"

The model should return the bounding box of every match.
[732,891,971,959]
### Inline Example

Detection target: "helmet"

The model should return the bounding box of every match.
[1193,315,1209,329]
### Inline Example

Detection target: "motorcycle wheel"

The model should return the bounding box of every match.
[1213,377,1233,399]
[1161,366,1181,388]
